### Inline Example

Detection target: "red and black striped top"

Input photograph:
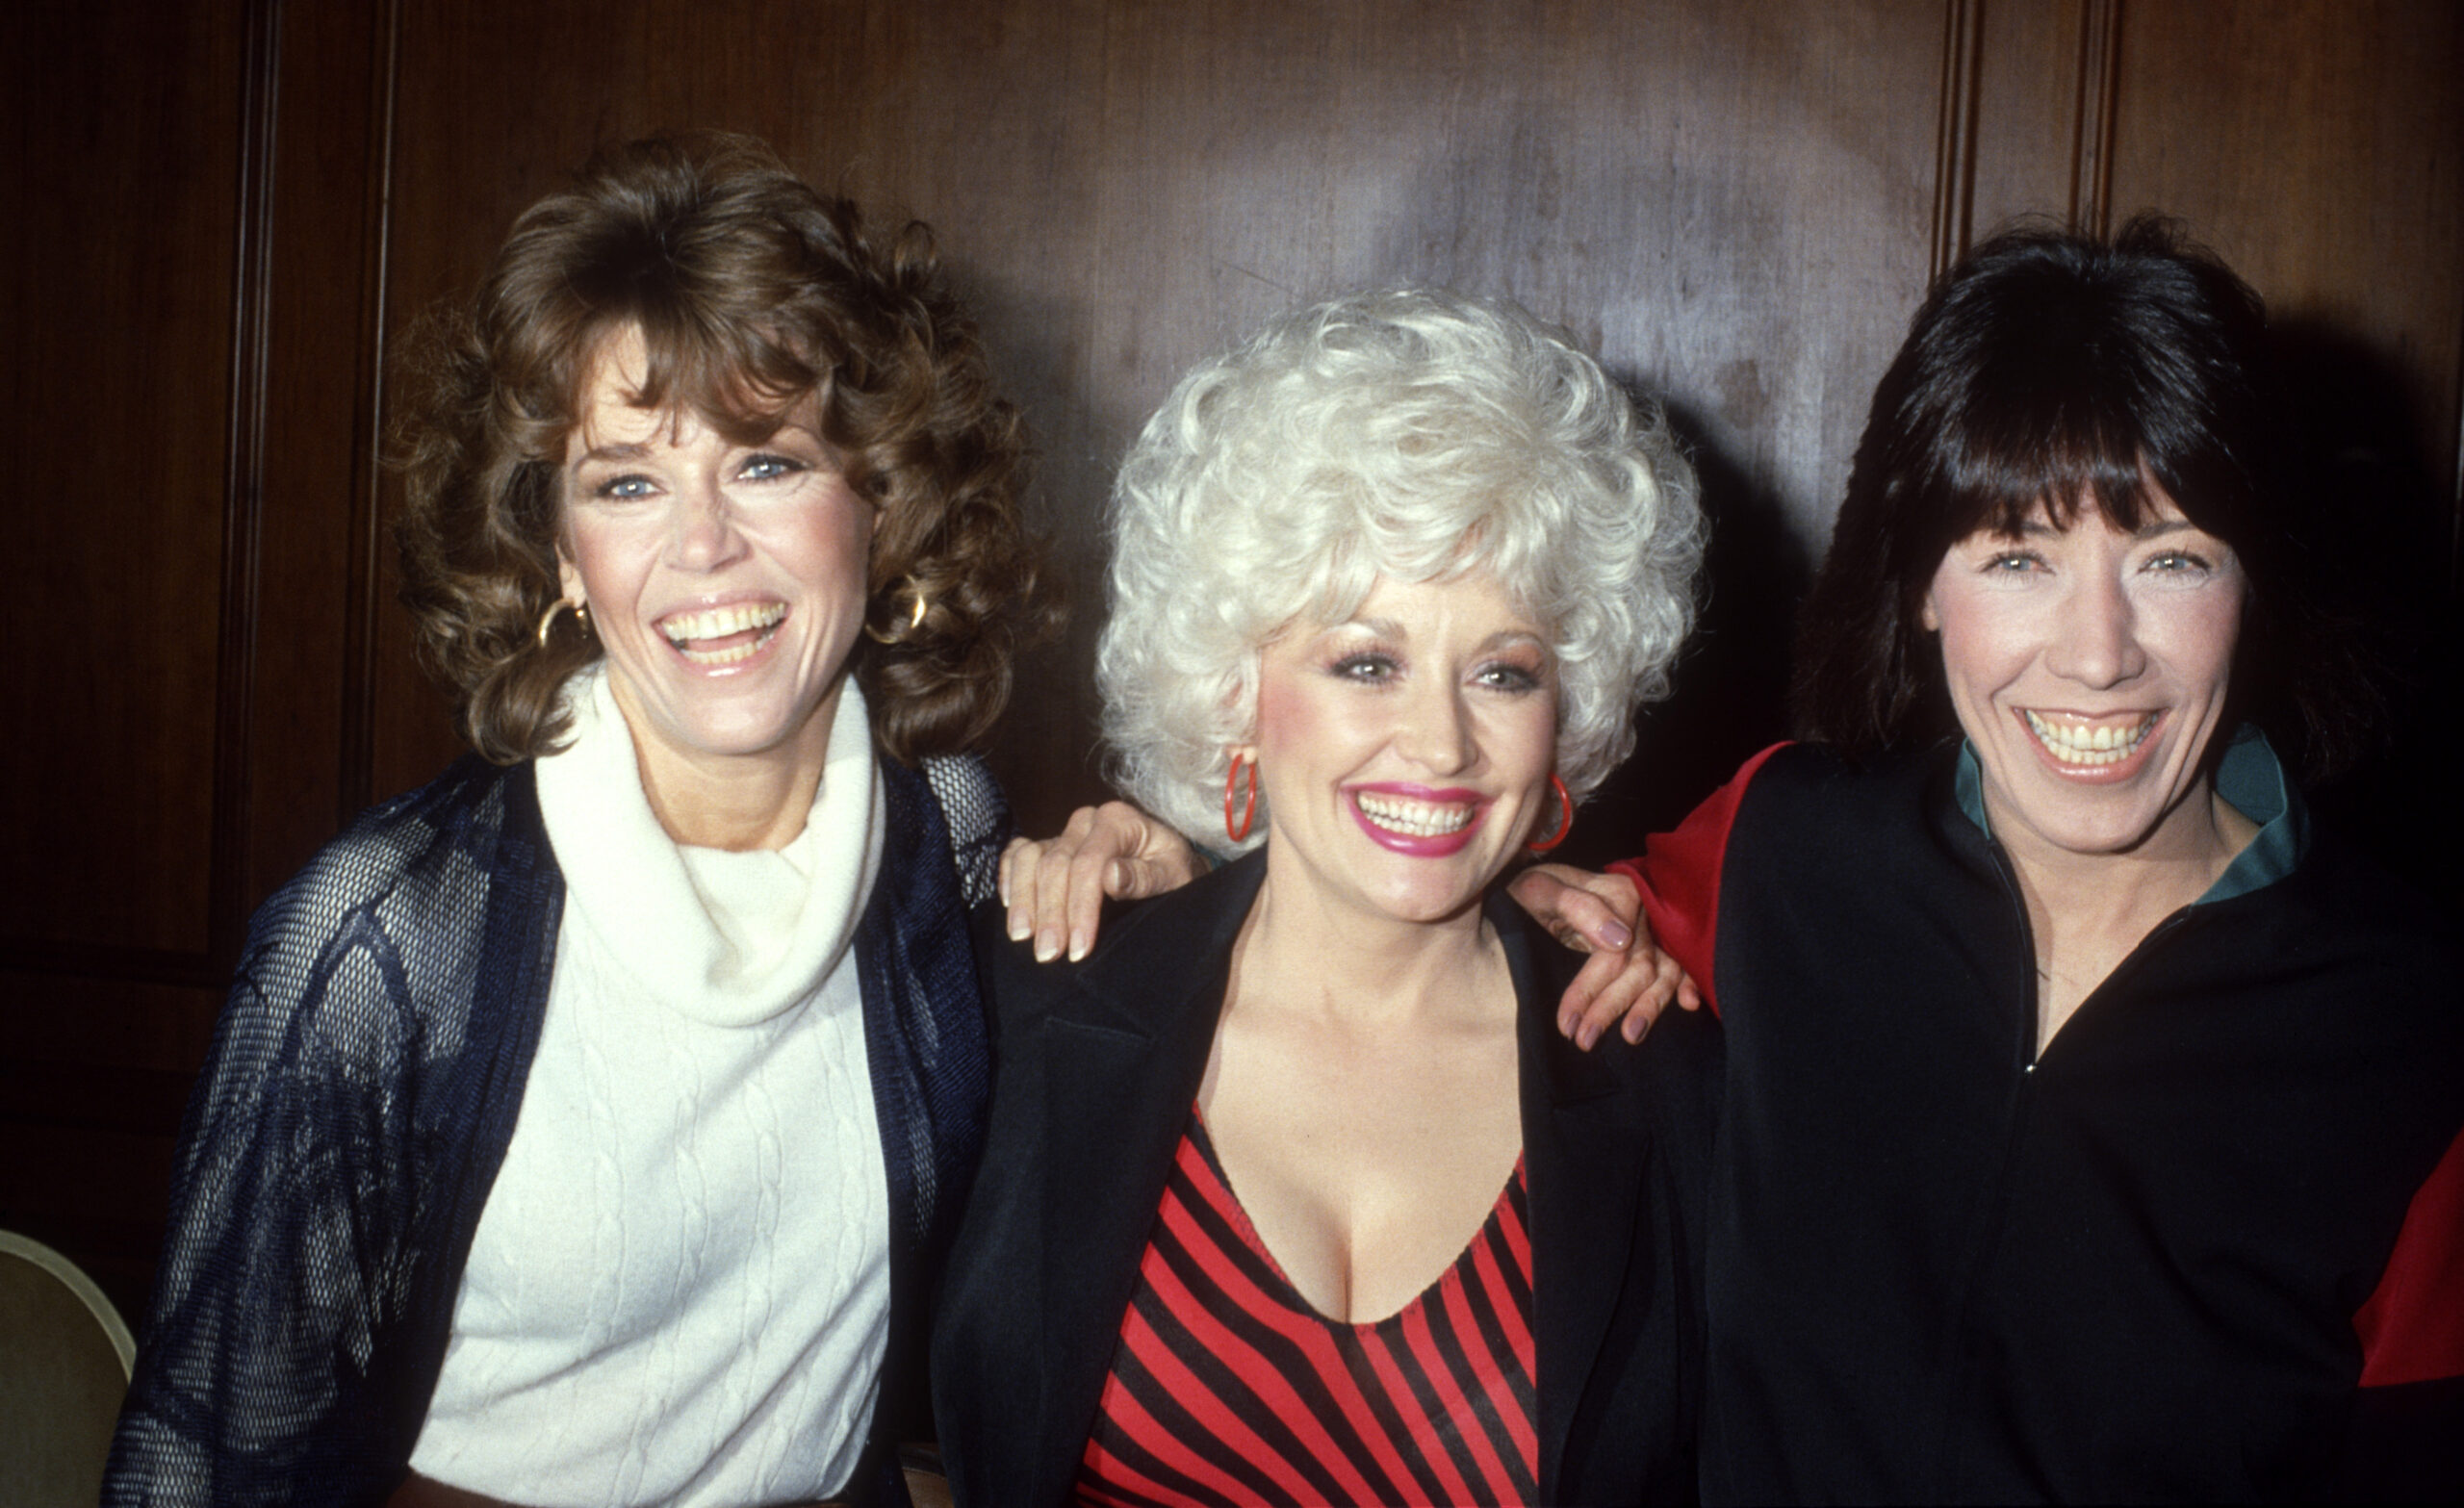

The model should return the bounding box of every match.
[1075,1115,1536,1507]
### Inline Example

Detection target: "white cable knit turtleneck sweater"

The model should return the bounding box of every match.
[409,668,890,1505]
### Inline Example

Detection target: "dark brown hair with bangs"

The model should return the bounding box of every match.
[396,130,1053,764]
[1792,214,2374,779]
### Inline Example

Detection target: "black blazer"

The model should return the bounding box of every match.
[932,851,1720,1506]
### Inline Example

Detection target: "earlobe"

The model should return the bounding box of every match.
[1919,593,1941,633]
[555,550,584,608]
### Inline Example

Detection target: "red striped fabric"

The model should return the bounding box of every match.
[1076,1116,1536,1506]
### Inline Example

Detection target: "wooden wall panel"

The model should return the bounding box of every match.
[2108,0,2464,574]
[0,1,245,960]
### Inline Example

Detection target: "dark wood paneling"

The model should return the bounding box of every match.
[0,1,246,959]
[2107,0,2464,550]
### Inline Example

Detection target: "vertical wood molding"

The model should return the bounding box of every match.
[2067,0,2122,236]
[1929,0,1986,284]
[208,0,284,962]
[339,0,403,823]
[2451,302,2463,589]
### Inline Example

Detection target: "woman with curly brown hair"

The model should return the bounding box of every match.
[106,132,1049,1508]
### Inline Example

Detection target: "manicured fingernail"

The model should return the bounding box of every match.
[1067,930,1089,962]
[1008,912,1029,942]
[1599,921,1632,949]
[1035,930,1060,962]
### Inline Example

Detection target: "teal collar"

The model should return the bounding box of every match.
[1954,724,2306,906]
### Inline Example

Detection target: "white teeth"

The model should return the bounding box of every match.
[659,602,785,664]
[2023,710,2156,767]
[1354,792,1473,836]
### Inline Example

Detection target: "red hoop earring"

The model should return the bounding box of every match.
[1223,754,1259,843]
[1527,773,1575,854]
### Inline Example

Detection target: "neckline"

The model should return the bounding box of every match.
[1184,1110,1525,1332]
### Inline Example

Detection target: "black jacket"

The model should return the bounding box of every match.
[1626,740,2464,1503]
[932,852,1720,1506]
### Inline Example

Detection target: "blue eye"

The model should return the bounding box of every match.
[2145,550,2213,574]
[740,453,807,483]
[593,473,655,501]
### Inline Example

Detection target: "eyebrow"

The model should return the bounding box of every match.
[1325,617,1549,652]
[2007,516,2209,542]
[572,443,653,466]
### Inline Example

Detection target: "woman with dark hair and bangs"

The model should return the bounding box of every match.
[1548,216,2464,1501]
[107,132,1051,1507]
[1022,217,2464,1500]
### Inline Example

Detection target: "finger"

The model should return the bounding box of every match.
[1107,856,1178,904]
[1003,839,1048,942]
[1677,976,1705,1012]
[1577,954,1666,1050]
[1619,954,1687,1043]
[1024,807,1106,961]
[1512,866,1635,953]
[1064,845,1116,961]
[1555,946,1624,1044]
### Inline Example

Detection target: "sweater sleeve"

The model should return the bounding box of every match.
[2341,1123,2464,1498]
[104,872,430,1506]
[1604,743,1786,1018]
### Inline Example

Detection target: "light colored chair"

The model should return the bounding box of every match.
[0,1230,136,1508]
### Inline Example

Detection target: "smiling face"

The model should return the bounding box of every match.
[556,325,873,792]
[1920,486,2246,863]
[1245,572,1558,929]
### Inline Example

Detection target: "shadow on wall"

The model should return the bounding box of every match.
[1556,394,1810,869]
[2272,319,2464,904]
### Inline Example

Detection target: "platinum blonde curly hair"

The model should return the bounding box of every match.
[1099,288,1704,850]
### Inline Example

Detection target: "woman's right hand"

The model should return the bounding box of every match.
[1508,864,1702,1048]
[1002,803,1205,962]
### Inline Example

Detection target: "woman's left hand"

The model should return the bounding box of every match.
[1002,802,1205,962]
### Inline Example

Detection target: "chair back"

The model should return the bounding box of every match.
[0,1230,136,1508]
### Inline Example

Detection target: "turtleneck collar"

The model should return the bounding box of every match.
[534,665,884,1027]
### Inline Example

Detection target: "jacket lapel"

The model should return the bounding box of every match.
[1498,896,1654,1498]
[1026,855,1267,1500]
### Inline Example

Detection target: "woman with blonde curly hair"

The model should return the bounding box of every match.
[108,132,1049,1507]
[934,290,1716,1504]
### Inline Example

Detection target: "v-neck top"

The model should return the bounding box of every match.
[1075,1113,1536,1507]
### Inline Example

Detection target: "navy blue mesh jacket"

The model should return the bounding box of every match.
[105,750,1006,1507]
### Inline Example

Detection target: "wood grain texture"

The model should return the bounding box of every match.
[0,1,245,958]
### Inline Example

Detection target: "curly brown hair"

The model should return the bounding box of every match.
[395,131,1053,765]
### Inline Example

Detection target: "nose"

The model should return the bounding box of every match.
[2045,567,2146,688]
[1396,679,1476,775]
[665,475,747,572]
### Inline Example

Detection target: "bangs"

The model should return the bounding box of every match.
[1927,330,2253,546]
[569,310,823,449]
[1940,413,2174,540]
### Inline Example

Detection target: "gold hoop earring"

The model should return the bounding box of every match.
[864,578,933,644]
[536,599,587,650]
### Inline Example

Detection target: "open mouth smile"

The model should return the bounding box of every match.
[1348,785,1486,856]
[2019,708,2159,770]
[657,601,785,667]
